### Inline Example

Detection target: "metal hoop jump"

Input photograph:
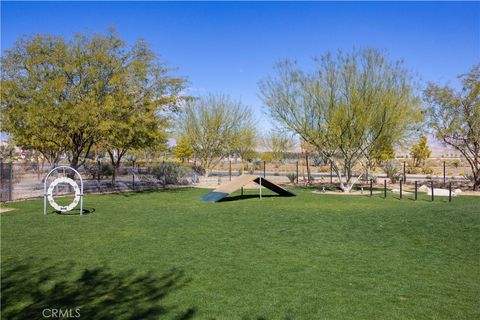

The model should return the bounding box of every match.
[43,166,84,215]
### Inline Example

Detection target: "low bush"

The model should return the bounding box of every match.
[383,160,401,183]
[317,165,331,173]
[286,173,297,183]
[451,159,461,168]
[152,162,193,185]
[86,161,114,180]
[406,166,421,174]
[191,165,205,176]
[361,173,378,183]
[422,167,434,174]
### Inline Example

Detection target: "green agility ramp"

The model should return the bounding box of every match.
[201,174,295,202]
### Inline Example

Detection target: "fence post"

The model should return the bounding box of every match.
[415,180,418,201]
[370,178,373,197]
[296,161,299,184]
[431,181,434,202]
[162,161,166,188]
[384,179,387,198]
[0,160,3,201]
[443,161,446,187]
[0,161,2,201]
[263,161,266,178]
[449,182,452,202]
[9,162,13,201]
[400,179,403,199]
[403,161,406,183]
[259,177,262,200]
[96,160,100,183]
[330,161,333,184]
[132,161,135,190]
[229,160,232,181]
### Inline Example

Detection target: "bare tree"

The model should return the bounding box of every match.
[178,94,255,176]
[425,64,480,189]
[261,130,296,163]
[259,48,422,192]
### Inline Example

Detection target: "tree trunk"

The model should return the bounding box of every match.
[474,169,480,191]
[305,152,311,185]
[108,149,126,185]
[112,160,122,185]
[107,151,116,184]
[340,174,363,192]
[70,155,79,170]
[204,168,211,177]
[331,160,362,192]
[202,158,211,177]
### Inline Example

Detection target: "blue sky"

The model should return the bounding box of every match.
[1,1,479,132]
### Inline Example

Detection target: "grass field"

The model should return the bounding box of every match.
[1,188,479,319]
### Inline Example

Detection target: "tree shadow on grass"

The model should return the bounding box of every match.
[219,194,279,202]
[1,257,196,320]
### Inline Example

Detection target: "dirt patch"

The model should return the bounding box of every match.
[0,207,16,213]
[458,191,480,196]
[312,190,381,196]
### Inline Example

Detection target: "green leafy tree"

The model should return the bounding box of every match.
[410,135,432,167]
[383,159,400,183]
[178,94,255,176]
[1,34,71,165]
[101,40,185,183]
[259,48,422,192]
[425,64,480,189]
[1,30,184,173]
[1,31,122,168]
[377,145,396,162]
[2,32,129,168]
[300,139,317,185]
[261,130,295,163]
[174,135,194,163]
[231,127,258,174]
[0,139,16,161]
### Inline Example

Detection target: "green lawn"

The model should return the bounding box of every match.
[1,188,479,319]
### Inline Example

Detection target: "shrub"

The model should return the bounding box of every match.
[152,162,193,185]
[317,165,331,173]
[86,161,113,180]
[406,166,421,174]
[286,173,297,183]
[361,173,377,183]
[191,165,205,176]
[313,157,328,167]
[252,160,263,170]
[452,160,461,168]
[422,167,434,174]
[383,160,400,183]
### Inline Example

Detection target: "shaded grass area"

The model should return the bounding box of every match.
[1,188,479,319]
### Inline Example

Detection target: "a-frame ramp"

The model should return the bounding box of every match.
[201,174,295,202]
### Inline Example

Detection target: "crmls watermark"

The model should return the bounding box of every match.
[42,308,81,318]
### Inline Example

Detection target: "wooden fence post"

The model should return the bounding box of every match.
[384,179,387,198]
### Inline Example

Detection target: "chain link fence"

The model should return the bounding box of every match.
[0,161,200,202]
[0,157,475,202]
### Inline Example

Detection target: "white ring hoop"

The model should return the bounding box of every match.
[43,166,84,215]
[47,177,81,212]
